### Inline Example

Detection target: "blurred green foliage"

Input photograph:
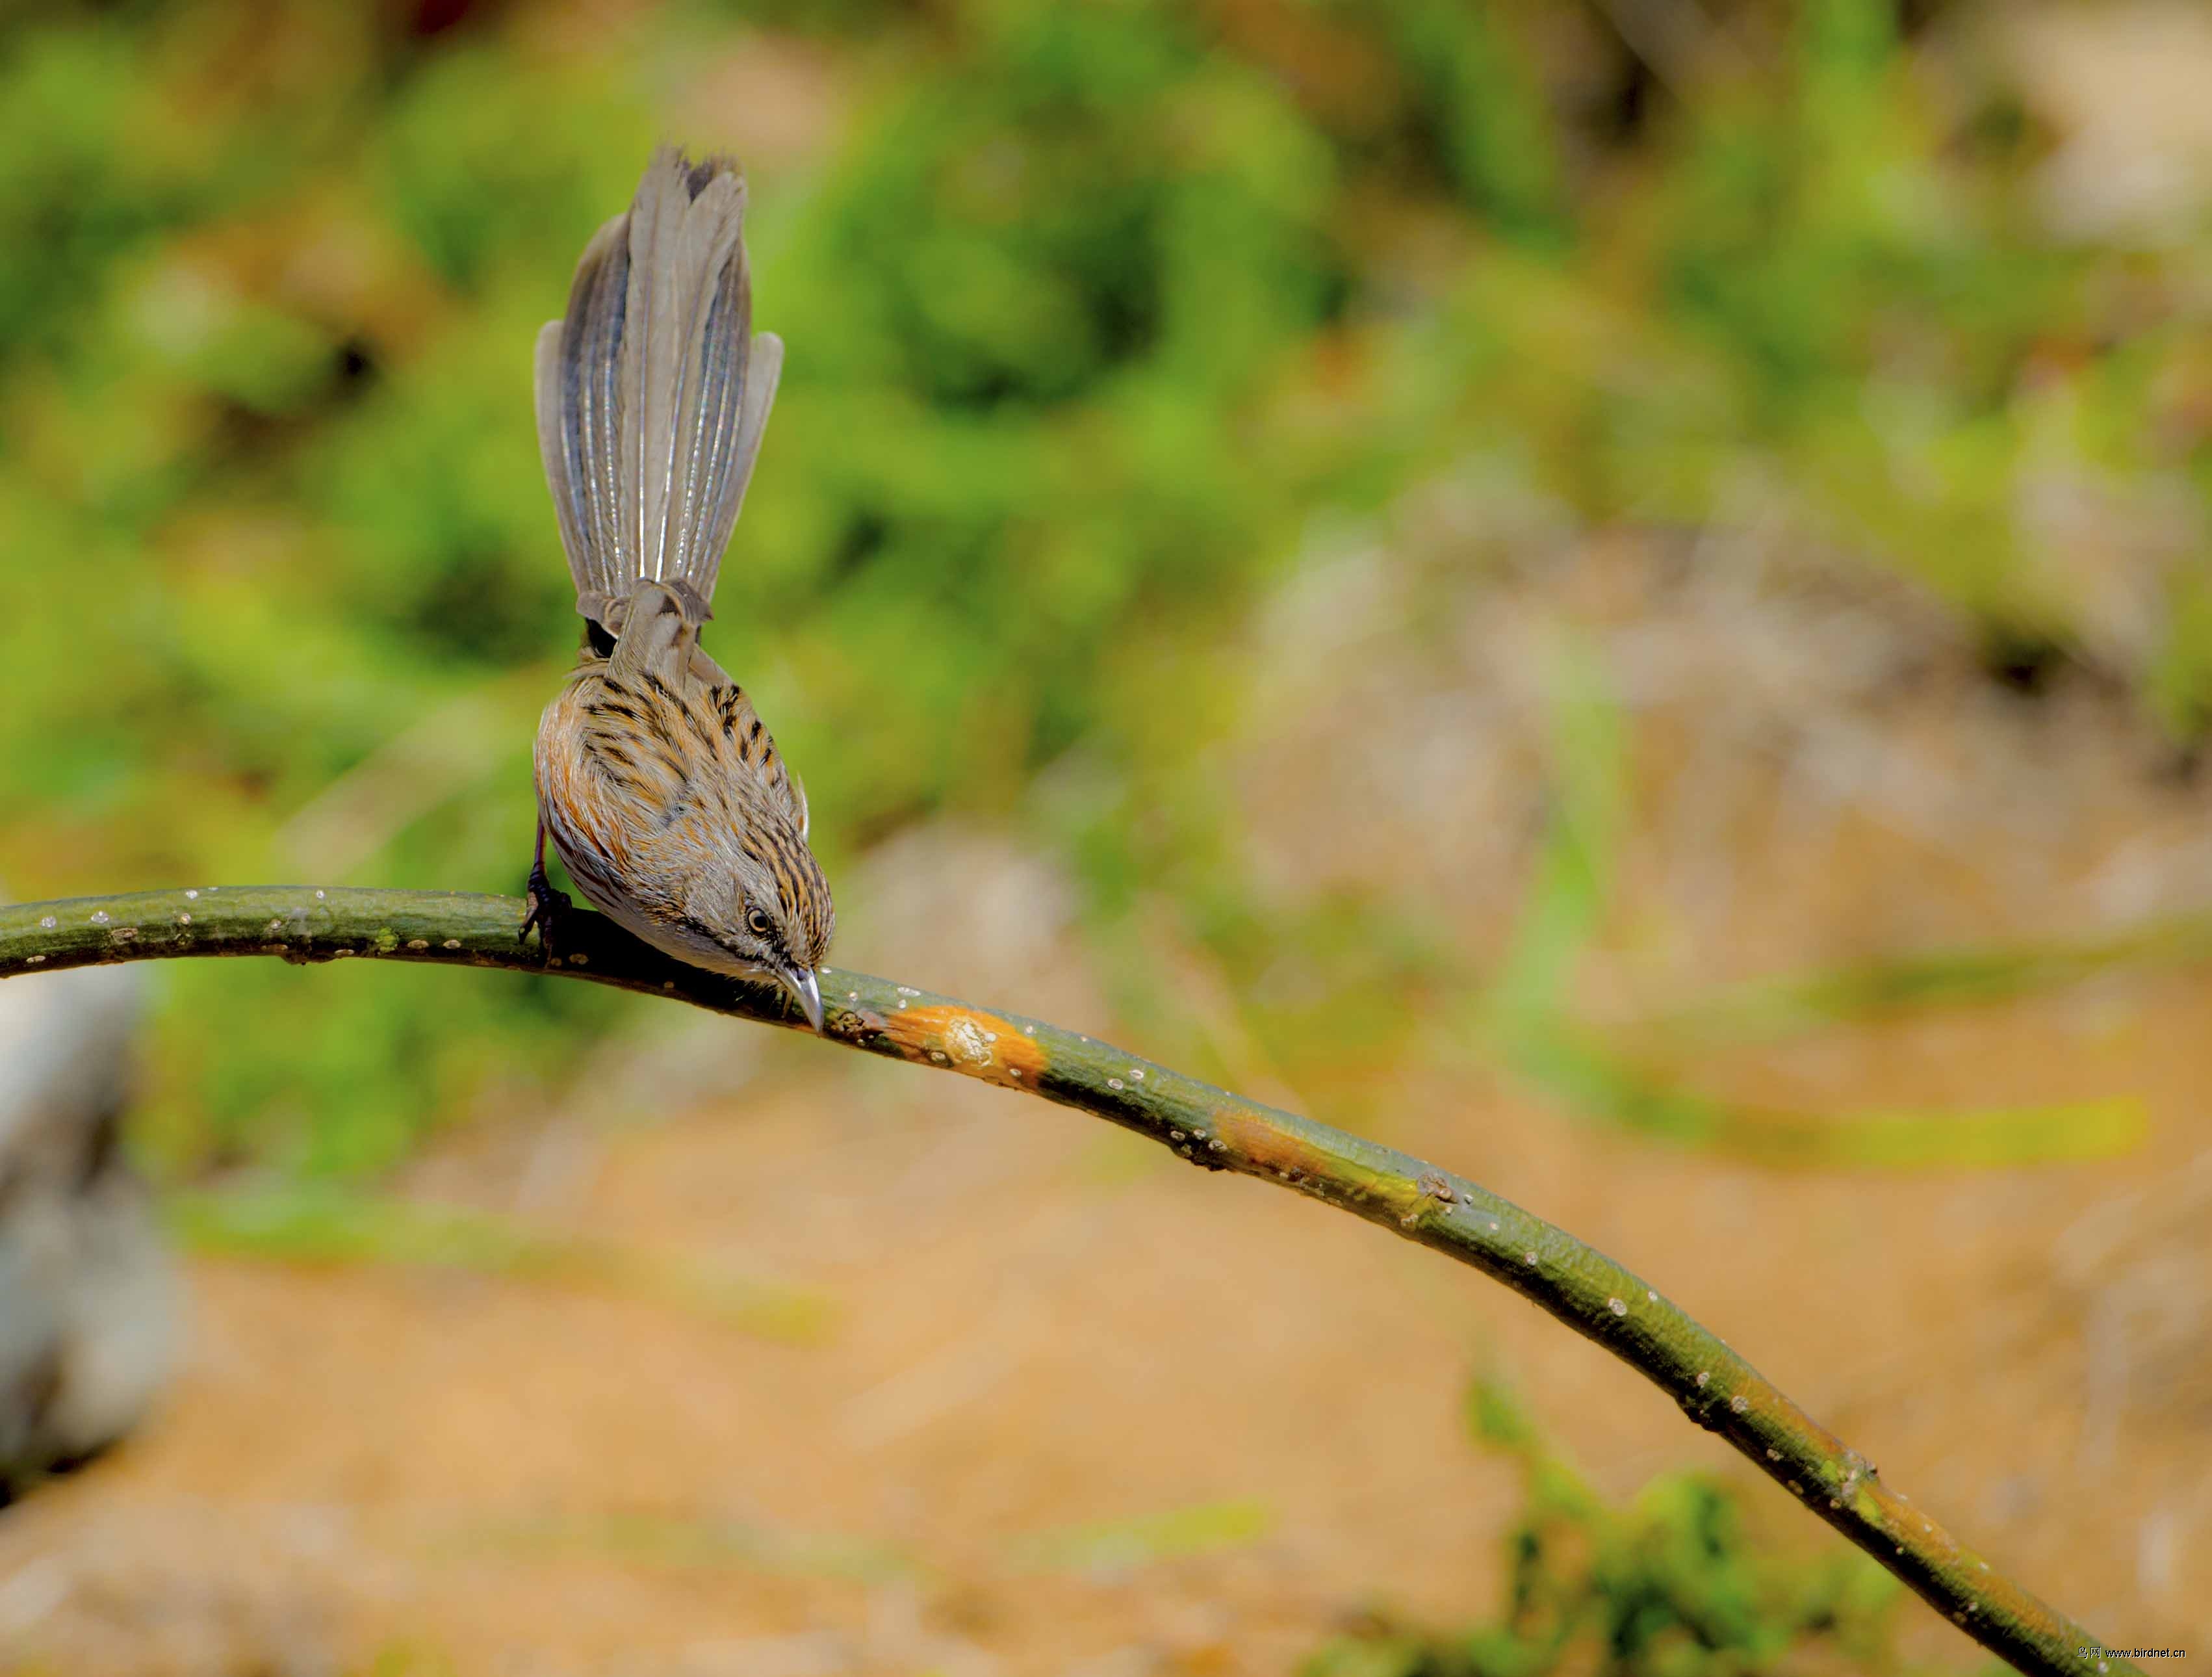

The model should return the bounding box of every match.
[3,0,2207,1175]
[1304,1372,1909,1677]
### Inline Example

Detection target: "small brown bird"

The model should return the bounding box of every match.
[524,147,833,1032]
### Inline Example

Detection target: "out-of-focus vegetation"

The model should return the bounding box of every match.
[1482,639,2148,1166]
[166,1177,836,1340]
[3,0,2207,1176]
[1305,1373,1908,1677]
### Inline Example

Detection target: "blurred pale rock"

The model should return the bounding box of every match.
[0,931,181,1503]
[2001,1,2212,240]
[839,822,1098,1026]
[1233,514,2212,986]
[2051,1148,2212,1445]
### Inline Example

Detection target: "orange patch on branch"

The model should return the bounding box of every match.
[879,1003,1046,1089]
[1213,1106,1419,1217]
[1211,1105,1328,1182]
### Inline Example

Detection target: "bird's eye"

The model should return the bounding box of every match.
[745,908,774,939]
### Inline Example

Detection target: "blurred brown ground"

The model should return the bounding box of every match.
[2,529,2207,1673]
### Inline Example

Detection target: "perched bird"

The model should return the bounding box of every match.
[525,147,834,1032]
[0,926,179,1505]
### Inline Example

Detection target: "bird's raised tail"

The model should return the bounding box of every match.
[535,146,783,631]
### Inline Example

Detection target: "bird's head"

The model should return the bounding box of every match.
[680,819,834,1032]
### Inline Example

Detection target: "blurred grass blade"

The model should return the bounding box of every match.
[168,1182,835,1344]
[1747,1098,2149,1169]
[1009,1499,1273,1573]
[1506,1020,2146,1169]
[1489,629,1624,1034]
[448,1511,913,1583]
[1636,910,2212,1046]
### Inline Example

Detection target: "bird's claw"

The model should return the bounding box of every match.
[521,861,570,960]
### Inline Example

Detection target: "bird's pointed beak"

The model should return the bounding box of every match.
[784,965,825,1035]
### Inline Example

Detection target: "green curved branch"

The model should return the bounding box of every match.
[0,885,2130,1677]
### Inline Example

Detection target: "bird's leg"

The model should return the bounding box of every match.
[521,815,571,959]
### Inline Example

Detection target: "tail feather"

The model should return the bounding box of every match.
[537,148,782,627]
